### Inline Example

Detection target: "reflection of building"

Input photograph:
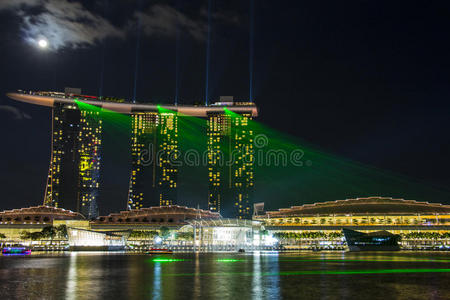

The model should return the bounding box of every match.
[44,102,102,219]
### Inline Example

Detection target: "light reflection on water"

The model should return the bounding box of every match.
[0,251,448,299]
[66,252,77,300]
[153,261,161,300]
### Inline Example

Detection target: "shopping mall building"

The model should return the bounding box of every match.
[254,197,450,250]
[0,197,448,251]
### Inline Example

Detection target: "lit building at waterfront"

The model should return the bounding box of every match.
[0,206,84,240]
[128,112,159,209]
[207,112,230,214]
[229,110,254,219]
[156,111,178,206]
[254,197,450,250]
[207,97,255,219]
[94,205,219,226]
[128,110,178,209]
[7,91,258,217]
[0,199,448,251]
[44,101,102,219]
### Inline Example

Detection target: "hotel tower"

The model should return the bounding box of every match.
[7,91,257,219]
[44,100,102,219]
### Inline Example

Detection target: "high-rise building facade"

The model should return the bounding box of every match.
[127,111,178,209]
[157,112,178,206]
[206,112,231,214]
[8,91,257,218]
[127,112,159,209]
[207,102,255,219]
[230,112,254,219]
[44,102,102,219]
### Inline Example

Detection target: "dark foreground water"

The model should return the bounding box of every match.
[0,251,449,299]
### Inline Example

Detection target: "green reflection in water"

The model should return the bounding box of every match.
[163,268,450,277]
[216,259,243,262]
[151,258,186,263]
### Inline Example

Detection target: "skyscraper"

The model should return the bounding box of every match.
[157,112,178,206]
[7,91,257,217]
[230,112,254,219]
[207,112,231,214]
[127,112,159,209]
[127,111,178,209]
[207,99,255,219]
[44,102,102,219]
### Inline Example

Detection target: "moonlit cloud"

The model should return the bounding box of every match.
[0,105,31,120]
[8,0,125,50]
[0,0,235,50]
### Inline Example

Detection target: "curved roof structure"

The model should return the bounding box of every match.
[7,92,258,117]
[94,205,220,224]
[186,218,260,227]
[260,197,450,217]
[0,205,84,223]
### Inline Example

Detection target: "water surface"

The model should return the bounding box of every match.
[0,251,449,299]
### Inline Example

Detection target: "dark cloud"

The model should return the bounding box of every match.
[200,8,240,25]
[134,5,206,41]
[0,105,32,120]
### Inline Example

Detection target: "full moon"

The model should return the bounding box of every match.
[38,39,48,48]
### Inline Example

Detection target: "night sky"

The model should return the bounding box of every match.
[0,0,449,215]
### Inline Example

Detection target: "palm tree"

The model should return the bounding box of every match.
[20,231,31,240]
[56,225,68,239]
[159,226,171,240]
[42,226,56,244]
